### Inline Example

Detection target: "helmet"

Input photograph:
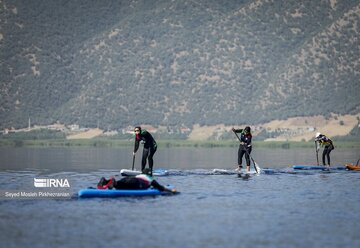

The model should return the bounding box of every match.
[244,126,251,133]
[315,132,321,138]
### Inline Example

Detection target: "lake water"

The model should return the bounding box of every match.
[0,147,359,248]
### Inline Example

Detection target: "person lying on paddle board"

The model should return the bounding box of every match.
[133,126,157,175]
[97,169,176,193]
[315,132,334,166]
[232,126,252,172]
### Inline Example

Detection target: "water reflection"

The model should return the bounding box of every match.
[0,147,359,172]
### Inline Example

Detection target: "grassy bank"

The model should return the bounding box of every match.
[0,139,132,148]
[0,138,359,149]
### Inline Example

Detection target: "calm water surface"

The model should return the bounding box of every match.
[0,147,359,248]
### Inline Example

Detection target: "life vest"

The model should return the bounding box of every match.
[318,135,333,146]
[240,131,252,147]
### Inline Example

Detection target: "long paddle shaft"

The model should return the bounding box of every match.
[131,153,135,170]
[132,138,137,170]
[315,141,319,166]
[233,131,259,173]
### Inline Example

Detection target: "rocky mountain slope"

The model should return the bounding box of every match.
[1,0,359,130]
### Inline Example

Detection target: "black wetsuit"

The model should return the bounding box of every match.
[97,174,166,191]
[315,135,334,166]
[233,129,252,167]
[134,129,157,172]
[114,176,165,191]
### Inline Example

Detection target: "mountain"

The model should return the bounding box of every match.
[1,0,359,130]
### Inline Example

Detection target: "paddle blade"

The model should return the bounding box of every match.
[254,162,261,174]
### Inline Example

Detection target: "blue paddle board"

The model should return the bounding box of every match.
[292,165,345,170]
[78,185,175,198]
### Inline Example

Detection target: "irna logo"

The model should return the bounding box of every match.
[34,178,70,188]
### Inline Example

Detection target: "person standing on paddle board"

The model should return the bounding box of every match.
[232,126,252,172]
[97,169,176,193]
[133,126,157,175]
[315,132,334,166]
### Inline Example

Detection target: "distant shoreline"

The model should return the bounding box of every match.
[0,139,359,149]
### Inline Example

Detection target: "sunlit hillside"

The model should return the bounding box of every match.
[1,0,359,131]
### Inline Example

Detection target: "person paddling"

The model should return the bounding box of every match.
[315,132,334,166]
[133,126,157,176]
[97,168,176,193]
[232,126,252,172]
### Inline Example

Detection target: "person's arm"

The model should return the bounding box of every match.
[151,180,177,193]
[232,128,243,133]
[315,136,326,150]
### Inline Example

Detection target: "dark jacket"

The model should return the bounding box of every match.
[233,129,252,148]
[134,129,157,152]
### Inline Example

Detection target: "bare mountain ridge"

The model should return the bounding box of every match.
[1,0,359,130]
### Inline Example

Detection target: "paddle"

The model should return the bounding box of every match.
[131,153,135,170]
[315,141,319,166]
[132,134,137,170]
[232,130,260,173]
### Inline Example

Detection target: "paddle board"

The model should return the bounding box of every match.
[213,168,272,175]
[78,185,176,198]
[120,168,169,176]
[212,169,237,175]
[292,165,345,170]
[345,164,360,171]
